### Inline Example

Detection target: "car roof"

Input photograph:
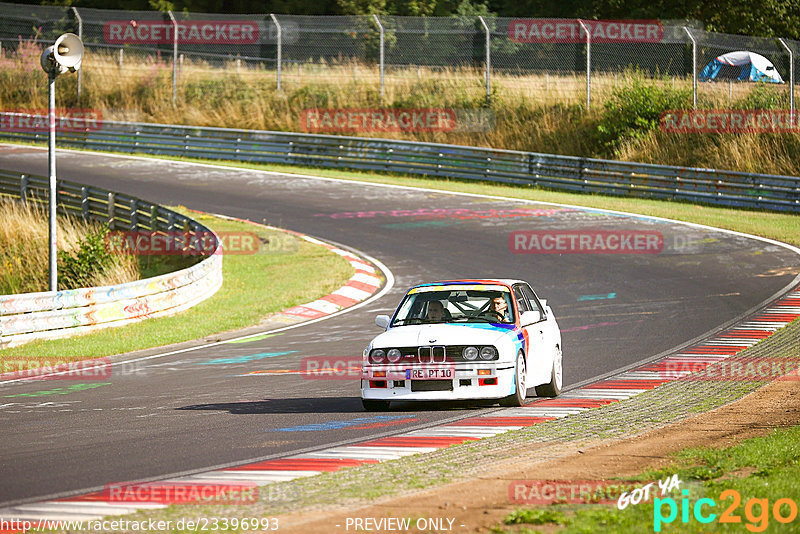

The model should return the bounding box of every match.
[413,279,525,288]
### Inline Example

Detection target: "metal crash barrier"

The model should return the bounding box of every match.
[0,113,797,212]
[0,170,223,349]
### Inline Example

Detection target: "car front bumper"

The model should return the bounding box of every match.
[360,362,516,401]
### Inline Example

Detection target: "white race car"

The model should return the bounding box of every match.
[361,279,562,410]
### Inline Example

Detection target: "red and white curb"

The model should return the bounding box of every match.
[1,288,798,525]
[188,211,384,323]
[280,236,381,321]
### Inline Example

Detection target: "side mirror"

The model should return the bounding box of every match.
[520,310,542,326]
[375,314,391,329]
[540,299,550,317]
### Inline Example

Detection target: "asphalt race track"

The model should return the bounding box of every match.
[1,144,798,506]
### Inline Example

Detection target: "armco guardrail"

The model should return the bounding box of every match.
[0,113,799,212]
[0,170,223,349]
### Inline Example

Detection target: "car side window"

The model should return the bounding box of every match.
[513,285,530,314]
[521,285,545,322]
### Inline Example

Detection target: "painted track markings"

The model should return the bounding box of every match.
[1,287,798,522]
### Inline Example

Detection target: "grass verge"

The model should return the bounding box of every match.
[0,208,355,363]
[495,425,800,533]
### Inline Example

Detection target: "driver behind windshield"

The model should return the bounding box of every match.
[425,300,450,322]
[486,293,512,322]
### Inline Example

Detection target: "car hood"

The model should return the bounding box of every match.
[372,322,515,348]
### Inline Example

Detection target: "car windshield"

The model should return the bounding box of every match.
[391,285,515,326]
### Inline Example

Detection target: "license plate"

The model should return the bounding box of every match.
[406,368,454,380]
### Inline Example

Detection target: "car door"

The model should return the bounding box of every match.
[521,284,560,380]
[513,284,548,384]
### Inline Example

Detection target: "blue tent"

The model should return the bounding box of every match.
[699,51,783,83]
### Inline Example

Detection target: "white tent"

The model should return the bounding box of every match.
[699,51,784,83]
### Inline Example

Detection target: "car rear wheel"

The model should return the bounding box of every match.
[362,399,391,411]
[500,351,527,407]
[535,345,562,397]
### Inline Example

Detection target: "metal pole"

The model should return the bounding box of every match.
[373,14,384,99]
[72,7,82,103]
[779,38,794,125]
[578,19,590,108]
[270,14,282,92]
[683,27,697,110]
[168,10,177,105]
[479,16,491,104]
[48,71,58,292]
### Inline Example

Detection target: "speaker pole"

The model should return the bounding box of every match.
[48,66,57,291]
[40,33,83,294]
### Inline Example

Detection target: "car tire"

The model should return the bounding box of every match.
[500,351,527,407]
[362,399,391,411]
[535,345,562,397]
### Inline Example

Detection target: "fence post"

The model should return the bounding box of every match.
[168,10,178,105]
[373,14,385,99]
[478,16,491,104]
[578,19,590,109]
[778,38,794,125]
[683,27,697,110]
[81,186,89,219]
[107,192,115,229]
[72,7,83,103]
[270,14,282,92]
[20,174,27,202]
[130,199,138,230]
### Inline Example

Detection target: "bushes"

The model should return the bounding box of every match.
[57,225,116,290]
[0,199,140,294]
[596,78,691,155]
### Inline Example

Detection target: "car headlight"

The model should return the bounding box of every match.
[387,348,402,363]
[462,346,478,361]
[370,349,386,363]
[480,346,497,360]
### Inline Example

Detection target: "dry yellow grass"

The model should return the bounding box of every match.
[1,44,797,175]
[0,198,140,294]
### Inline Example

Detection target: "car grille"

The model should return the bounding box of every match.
[381,346,497,363]
[411,380,454,392]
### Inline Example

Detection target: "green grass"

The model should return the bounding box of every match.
[0,209,355,362]
[496,425,800,533]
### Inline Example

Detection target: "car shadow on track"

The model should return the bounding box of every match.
[176,397,494,414]
[176,397,368,414]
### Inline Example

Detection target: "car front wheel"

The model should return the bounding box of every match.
[500,351,527,407]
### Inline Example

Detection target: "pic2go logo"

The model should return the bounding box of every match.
[654,489,799,532]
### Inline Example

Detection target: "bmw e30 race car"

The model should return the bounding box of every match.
[361,279,562,411]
